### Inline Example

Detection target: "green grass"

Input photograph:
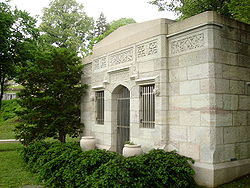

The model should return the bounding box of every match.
[218,174,250,188]
[0,100,21,122]
[0,143,41,188]
[0,118,17,139]
[5,90,20,94]
[0,99,21,139]
[6,84,24,91]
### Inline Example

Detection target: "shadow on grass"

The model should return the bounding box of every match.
[0,142,22,152]
[218,174,250,188]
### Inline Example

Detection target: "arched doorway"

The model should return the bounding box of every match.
[113,85,130,154]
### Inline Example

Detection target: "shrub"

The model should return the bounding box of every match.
[0,99,21,121]
[38,142,82,187]
[61,149,120,188]
[22,142,196,188]
[138,149,196,187]
[20,141,52,172]
[87,156,147,188]
[21,141,120,188]
[88,150,195,188]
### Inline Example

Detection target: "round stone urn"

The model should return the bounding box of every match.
[80,136,96,151]
[122,144,143,157]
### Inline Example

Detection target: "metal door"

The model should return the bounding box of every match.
[116,87,130,154]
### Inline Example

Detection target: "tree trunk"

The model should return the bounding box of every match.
[59,131,66,143]
[0,73,6,110]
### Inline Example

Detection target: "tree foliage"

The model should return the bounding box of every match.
[148,0,250,24]
[228,0,250,24]
[39,0,93,55]
[94,12,109,37]
[89,18,136,52]
[14,46,86,144]
[0,1,38,109]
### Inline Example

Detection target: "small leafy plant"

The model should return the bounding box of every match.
[124,141,135,145]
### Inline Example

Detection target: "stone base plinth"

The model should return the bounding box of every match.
[193,159,250,187]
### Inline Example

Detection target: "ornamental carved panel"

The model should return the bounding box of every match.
[136,40,158,58]
[93,56,107,71]
[108,47,133,67]
[170,33,205,55]
[110,71,130,82]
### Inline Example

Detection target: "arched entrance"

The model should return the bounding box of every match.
[113,85,130,154]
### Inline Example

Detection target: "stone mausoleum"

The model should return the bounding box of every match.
[81,11,250,187]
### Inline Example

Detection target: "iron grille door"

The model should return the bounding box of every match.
[96,91,104,124]
[140,84,155,128]
[116,87,130,154]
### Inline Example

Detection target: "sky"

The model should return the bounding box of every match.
[8,0,177,23]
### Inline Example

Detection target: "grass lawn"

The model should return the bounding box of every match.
[0,118,17,139]
[0,99,21,139]
[218,174,250,188]
[0,143,41,188]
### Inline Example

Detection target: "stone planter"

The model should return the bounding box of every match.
[122,144,143,157]
[80,136,96,151]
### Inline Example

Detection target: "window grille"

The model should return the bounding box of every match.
[96,91,104,124]
[140,84,155,128]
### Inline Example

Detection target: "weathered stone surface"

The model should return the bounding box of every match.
[233,111,248,126]
[169,96,191,109]
[180,80,200,95]
[223,94,238,110]
[224,127,239,144]
[169,126,187,142]
[239,96,250,110]
[187,63,212,80]
[216,111,233,127]
[180,111,201,126]
[229,80,245,94]
[179,142,200,160]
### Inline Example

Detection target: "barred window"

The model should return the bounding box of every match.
[96,91,104,124]
[140,84,155,128]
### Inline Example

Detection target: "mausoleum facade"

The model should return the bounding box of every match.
[81,11,250,187]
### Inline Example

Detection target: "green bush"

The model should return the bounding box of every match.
[20,141,52,172]
[88,150,195,188]
[87,156,147,187]
[21,141,120,188]
[0,99,21,121]
[21,142,196,188]
[139,149,195,187]
[38,142,82,187]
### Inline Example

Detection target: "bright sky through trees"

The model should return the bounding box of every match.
[9,0,176,22]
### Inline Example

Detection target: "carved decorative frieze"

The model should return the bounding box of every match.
[93,56,107,71]
[108,47,133,67]
[170,33,205,55]
[110,71,130,82]
[136,40,158,58]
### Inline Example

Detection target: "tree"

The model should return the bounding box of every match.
[94,12,109,37]
[0,1,38,109]
[39,0,93,55]
[103,18,136,38]
[228,0,250,24]
[148,0,250,24]
[15,46,87,144]
[89,18,136,52]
